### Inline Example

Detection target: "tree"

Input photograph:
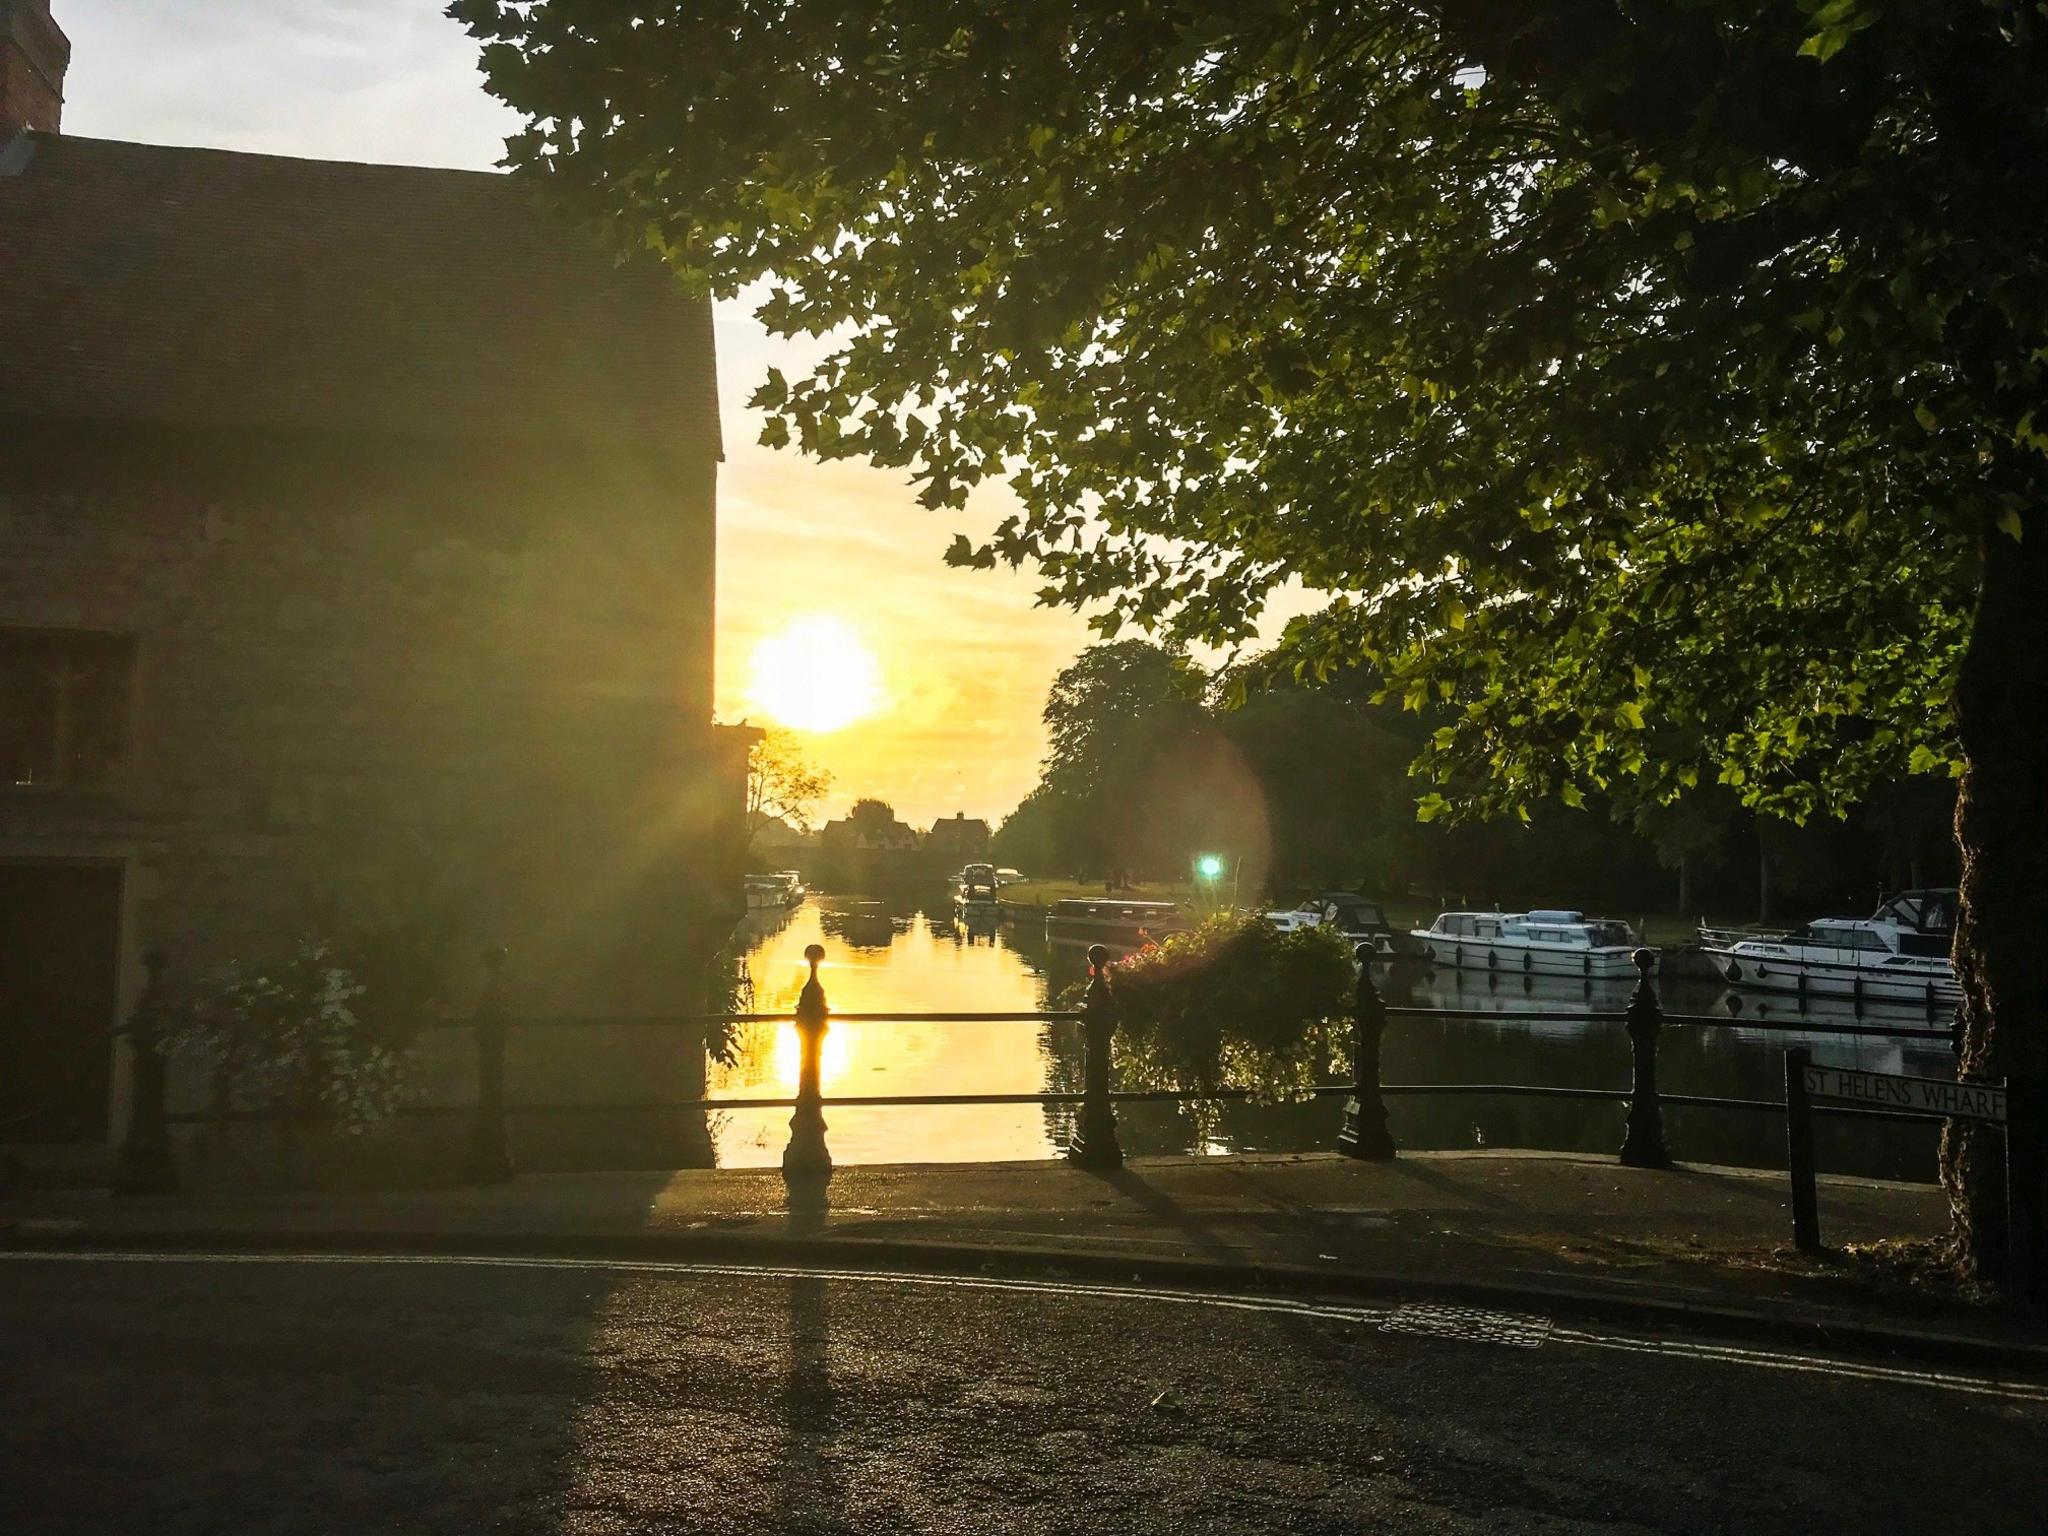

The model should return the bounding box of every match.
[460,2,2048,1293]
[745,728,831,843]
[846,798,900,834]
[1033,640,1205,877]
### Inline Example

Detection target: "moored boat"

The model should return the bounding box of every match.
[1411,909,1643,977]
[1701,888,1959,1008]
[743,871,803,909]
[954,862,1001,916]
[1046,898,1188,948]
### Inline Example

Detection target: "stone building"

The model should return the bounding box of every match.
[0,0,746,1158]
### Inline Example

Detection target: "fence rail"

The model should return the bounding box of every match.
[113,940,1962,1197]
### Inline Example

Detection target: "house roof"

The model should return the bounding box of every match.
[0,132,719,452]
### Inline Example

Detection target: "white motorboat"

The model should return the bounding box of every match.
[954,862,1001,915]
[1701,889,1959,1007]
[1264,908,1321,933]
[1411,909,1644,978]
[743,871,804,909]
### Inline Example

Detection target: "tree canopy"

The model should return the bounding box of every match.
[459,0,2048,1291]
[460,0,2040,826]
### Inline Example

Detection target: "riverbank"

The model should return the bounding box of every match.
[8,1151,2039,1363]
[995,881,1756,949]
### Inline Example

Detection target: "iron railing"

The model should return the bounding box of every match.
[110,941,1959,1194]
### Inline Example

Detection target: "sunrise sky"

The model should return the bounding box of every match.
[56,0,1103,827]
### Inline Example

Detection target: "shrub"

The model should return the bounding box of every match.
[1093,914,1356,1103]
[168,927,449,1135]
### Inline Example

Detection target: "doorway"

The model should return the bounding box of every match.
[0,862,123,1142]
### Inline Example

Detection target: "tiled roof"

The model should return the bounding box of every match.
[0,132,719,452]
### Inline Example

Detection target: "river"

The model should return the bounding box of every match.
[709,891,1957,1182]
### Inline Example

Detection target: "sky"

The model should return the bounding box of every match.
[54,0,1099,827]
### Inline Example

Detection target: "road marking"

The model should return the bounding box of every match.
[1549,1326,2048,1404]
[1383,1301,1553,1349]
[0,1248,1389,1326]
[4,1249,2043,1403]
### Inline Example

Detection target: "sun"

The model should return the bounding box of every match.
[746,614,884,733]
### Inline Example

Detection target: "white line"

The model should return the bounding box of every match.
[0,1249,1387,1326]
[1549,1327,2048,1404]
[4,1249,2043,1403]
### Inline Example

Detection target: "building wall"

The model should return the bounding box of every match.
[0,421,743,1143]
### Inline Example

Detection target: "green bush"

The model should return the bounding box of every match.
[1090,914,1356,1105]
[167,923,451,1135]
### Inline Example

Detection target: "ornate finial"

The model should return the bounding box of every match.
[1354,942,1375,966]
[1632,947,1655,976]
[805,942,825,976]
[1087,943,1109,975]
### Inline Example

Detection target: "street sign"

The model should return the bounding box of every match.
[1802,1063,2006,1124]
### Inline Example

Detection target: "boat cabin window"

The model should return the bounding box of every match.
[1808,923,1887,951]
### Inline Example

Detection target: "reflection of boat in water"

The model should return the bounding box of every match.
[1708,1022,1954,1075]
[1712,985,1953,1034]
[1046,898,1189,948]
[1700,889,1958,1007]
[1412,909,1643,977]
[1386,968,1638,1031]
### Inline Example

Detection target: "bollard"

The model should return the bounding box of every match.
[1784,1045,1820,1251]
[1337,945,1396,1160]
[463,946,515,1184]
[783,943,833,1183]
[1067,944,1123,1171]
[1617,948,1673,1169]
[113,947,178,1196]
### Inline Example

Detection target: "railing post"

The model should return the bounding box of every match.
[1337,945,1395,1160]
[783,943,833,1185]
[463,946,514,1184]
[1784,1045,1821,1251]
[1618,947,1673,1169]
[114,947,178,1196]
[1067,944,1123,1171]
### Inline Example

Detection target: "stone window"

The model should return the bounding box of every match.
[0,630,136,790]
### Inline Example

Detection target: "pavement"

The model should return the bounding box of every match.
[6,1150,2043,1367]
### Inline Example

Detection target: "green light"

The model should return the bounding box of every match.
[1197,855,1225,880]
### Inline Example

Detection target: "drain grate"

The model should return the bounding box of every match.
[1380,1302,1553,1349]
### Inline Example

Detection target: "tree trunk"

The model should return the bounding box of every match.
[1943,523,2048,1303]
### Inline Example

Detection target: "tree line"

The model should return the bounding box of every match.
[992,641,1956,921]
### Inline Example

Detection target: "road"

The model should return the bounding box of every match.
[2,1251,2043,1534]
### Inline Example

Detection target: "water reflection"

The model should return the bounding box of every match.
[709,892,1065,1167]
[713,897,1955,1182]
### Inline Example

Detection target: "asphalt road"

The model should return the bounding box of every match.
[3,1252,2044,1534]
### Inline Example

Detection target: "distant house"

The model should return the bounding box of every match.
[819,813,922,853]
[925,812,992,862]
[0,0,747,1151]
